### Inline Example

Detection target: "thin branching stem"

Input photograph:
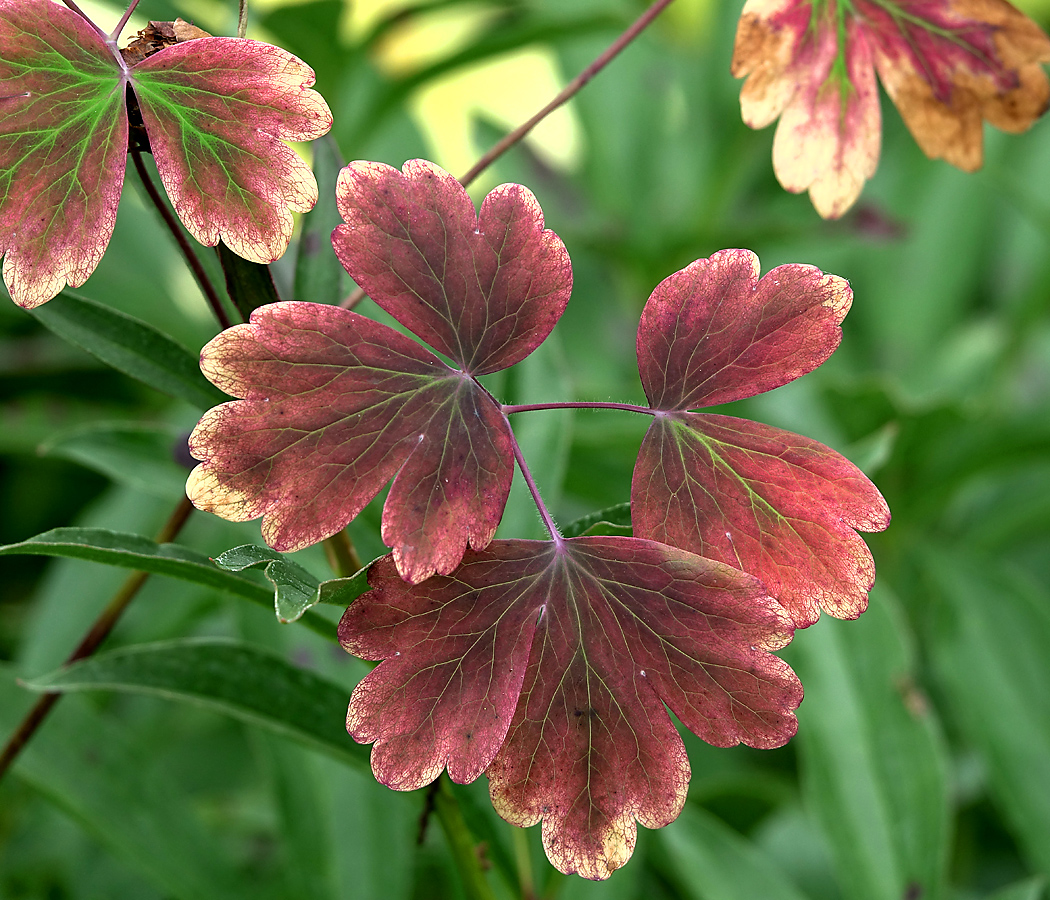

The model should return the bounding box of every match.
[503,400,657,416]
[323,530,364,577]
[110,0,141,42]
[237,0,248,38]
[339,0,676,311]
[130,148,232,330]
[507,415,563,544]
[62,0,107,40]
[0,497,195,784]
[458,0,677,188]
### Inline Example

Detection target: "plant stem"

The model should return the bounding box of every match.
[130,148,232,330]
[110,0,141,42]
[0,497,195,784]
[237,0,248,38]
[323,530,364,577]
[512,826,536,900]
[433,777,497,900]
[458,0,677,188]
[503,400,656,416]
[507,417,563,543]
[339,0,675,311]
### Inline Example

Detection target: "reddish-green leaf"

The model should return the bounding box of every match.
[632,250,889,627]
[131,38,331,263]
[186,302,514,583]
[0,0,126,308]
[0,0,331,307]
[332,159,572,374]
[340,537,801,879]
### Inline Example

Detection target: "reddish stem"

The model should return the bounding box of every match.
[458,0,678,188]
[338,0,676,310]
[130,148,232,330]
[503,400,656,416]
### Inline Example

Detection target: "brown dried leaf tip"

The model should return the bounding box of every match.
[732,0,1050,218]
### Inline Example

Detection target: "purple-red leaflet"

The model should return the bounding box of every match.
[340,536,801,880]
[185,302,514,584]
[632,249,890,627]
[0,0,331,308]
[0,0,127,308]
[332,159,572,375]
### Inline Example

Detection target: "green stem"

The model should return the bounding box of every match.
[323,530,364,577]
[434,778,497,900]
[512,825,537,900]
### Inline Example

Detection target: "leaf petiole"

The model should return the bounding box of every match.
[109,0,141,43]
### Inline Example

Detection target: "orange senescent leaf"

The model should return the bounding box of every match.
[732,0,1050,217]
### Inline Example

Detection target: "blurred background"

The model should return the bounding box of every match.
[3,0,1050,897]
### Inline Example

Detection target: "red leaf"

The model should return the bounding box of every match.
[340,537,801,879]
[332,159,572,374]
[633,413,889,627]
[637,248,852,409]
[633,250,889,626]
[0,0,331,306]
[131,38,331,263]
[0,0,126,308]
[186,302,514,583]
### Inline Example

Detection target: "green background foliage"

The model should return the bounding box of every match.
[2,0,1050,897]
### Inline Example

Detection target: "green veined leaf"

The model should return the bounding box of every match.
[22,638,368,769]
[214,544,375,623]
[0,527,333,639]
[29,291,226,410]
[561,501,632,538]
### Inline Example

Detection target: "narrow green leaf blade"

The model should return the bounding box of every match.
[0,667,252,900]
[40,421,190,499]
[561,502,632,538]
[294,134,349,304]
[23,638,368,769]
[786,586,951,900]
[0,527,268,602]
[659,804,813,900]
[928,552,1050,875]
[29,291,226,409]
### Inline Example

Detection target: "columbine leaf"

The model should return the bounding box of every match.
[186,302,514,582]
[632,249,889,627]
[732,0,1050,217]
[0,0,331,307]
[339,537,801,880]
[332,159,573,374]
[0,0,127,308]
[191,165,573,578]
[130,37,331,263]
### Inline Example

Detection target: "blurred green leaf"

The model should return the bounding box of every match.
[39,421,190,499]
[657,804,812,900]
[785,587,951,900]
[214,544,374,623]
[22,638,368,769]
[0,527,268,603]
[928,552,1050,875]
[987,877,1047,900]
[0,667,252,900]
[293,136,350,305]
[27,292,225,410]
[560,501,632,538]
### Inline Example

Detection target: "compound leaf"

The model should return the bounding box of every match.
[0,0,126,308]
[332,159,572,375]
[339,536,801,880]
[187,302,515,583]
[131,37,331,263]
[632,250,889,627]
[0,0,332,307]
